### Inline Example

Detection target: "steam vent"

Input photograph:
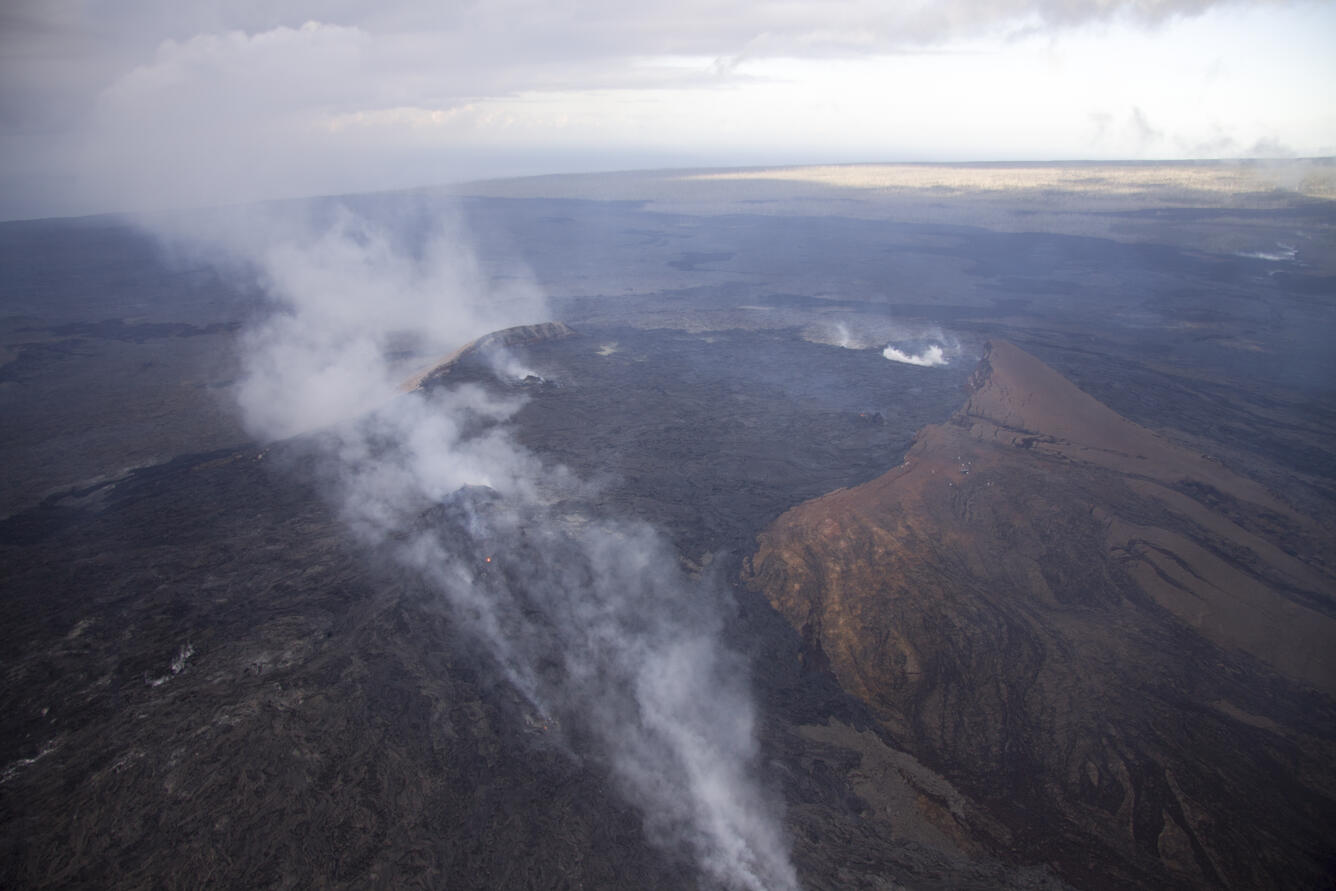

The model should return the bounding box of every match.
[747,341,1336,888]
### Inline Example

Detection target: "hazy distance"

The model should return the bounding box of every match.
[1,0,1334,221]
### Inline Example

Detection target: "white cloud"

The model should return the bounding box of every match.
[1,0,1332,218]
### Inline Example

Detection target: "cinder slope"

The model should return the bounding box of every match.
[747,341,1336,889]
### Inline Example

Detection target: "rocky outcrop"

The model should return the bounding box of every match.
[747,341,1336,889]
[412,322,577,389]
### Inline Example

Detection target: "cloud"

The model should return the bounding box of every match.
[1247,136,1298,158]
[2,0,1303,218]
[1186,126,1239,157]
[1128,106,1163,150]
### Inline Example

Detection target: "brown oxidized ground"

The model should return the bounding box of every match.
[748,340,1336,888]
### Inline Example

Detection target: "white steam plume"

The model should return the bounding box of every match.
[882,343,949,366]
[170,204,797,890]
[805,318,962,363]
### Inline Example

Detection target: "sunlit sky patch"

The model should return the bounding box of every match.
[0,0,1331,219]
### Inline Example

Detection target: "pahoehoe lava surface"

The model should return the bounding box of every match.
[3,168,1335,889]
[747,340,1336,889]
[1,324,1064,889]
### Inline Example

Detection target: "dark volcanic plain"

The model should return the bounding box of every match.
[2,162,1335,889]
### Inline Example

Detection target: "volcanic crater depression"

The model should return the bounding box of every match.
[436,324,976,556]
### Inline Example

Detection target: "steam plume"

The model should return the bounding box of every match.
[882,343,949,366]
[170,203,796,890]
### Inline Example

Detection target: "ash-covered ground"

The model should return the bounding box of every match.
[2,163,1334,888]
[0,323,1006,889]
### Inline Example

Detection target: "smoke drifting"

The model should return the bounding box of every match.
[173,204,796,890]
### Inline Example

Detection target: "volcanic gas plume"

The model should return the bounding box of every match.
[173,206,797,890]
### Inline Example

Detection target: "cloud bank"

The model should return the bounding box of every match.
[3,0,1325,219]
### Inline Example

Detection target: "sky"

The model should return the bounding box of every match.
[1,0,1333,220]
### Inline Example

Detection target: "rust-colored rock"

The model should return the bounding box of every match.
[748,341,1336,889]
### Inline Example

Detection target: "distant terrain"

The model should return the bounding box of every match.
[2,161,1334,888]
